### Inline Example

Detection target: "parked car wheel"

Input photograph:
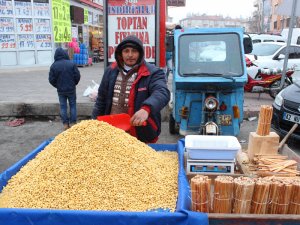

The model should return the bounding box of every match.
[169,114,179,134]
[269,79,292,99]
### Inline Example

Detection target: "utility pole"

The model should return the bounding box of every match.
[261,0,265,33]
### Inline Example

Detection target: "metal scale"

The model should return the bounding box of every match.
[184,135,240,175]
[186,158,235,174]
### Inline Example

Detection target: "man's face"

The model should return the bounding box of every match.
[121,47,140,67]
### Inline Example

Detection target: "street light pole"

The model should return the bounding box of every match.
[279,0,297,89]
[261,0,265,33]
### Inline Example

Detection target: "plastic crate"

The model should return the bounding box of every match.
[185,135,241,160]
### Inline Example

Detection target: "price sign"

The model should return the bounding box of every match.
[0,0,13,16]
[35,18,51,33]
[84,9,88,24]
[52,0,71,43]
[0,34,16,49]
[16,18,33,33]
[61,0,70,21]
[51,0,61,21]
[18,34,34,49]
[0,17,14,33]
[33,2,50,17]
[14,0,32,16]
[36,34,51,49]
[53,22,71,42]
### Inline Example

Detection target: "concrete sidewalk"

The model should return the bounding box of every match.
[0,62,274,120]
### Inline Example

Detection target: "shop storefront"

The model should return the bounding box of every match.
[0,0,53,66]
[0,0,103,67]
[68,0,103,58]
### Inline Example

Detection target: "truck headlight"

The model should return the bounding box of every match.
[274,90,284,107]
[205,96,218,111]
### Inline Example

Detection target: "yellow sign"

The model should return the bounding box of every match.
[84,9,88,24]
[52,0,71,43]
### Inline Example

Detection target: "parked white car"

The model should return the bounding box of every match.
[251,34,286,44]
[281,28,300,45]
[246,42,300,77]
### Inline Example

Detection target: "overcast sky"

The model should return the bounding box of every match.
[168,0,257,23]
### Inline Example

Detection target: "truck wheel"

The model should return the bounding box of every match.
[169,114,179,134]
[269,79,291,99]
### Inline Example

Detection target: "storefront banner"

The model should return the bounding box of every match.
[107,0,156,63]
[18,34,34,49]
[52,0,71,43]
[0,34,16,49]
[14,0,32,16]
[16,18,33,33]
[0,17,14,33]
[84,8,88,24]
[33,2,50,17]
[0,0,13,16]
[35,18,51,33]
[36,34,52,49]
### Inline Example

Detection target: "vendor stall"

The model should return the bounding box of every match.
[0,120,208,225]
[0,106,300,225]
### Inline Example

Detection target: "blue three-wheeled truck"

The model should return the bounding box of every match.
[169,27,252,137]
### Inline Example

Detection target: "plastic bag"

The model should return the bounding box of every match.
[83,86,93,97]
[83,80,99,97]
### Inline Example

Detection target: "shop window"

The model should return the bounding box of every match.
[19,51,35,65]
[0,52,17,66]
[274,21,277,29]
[286,18,290,27]
[37,50,52,64]
[70,6,84,24]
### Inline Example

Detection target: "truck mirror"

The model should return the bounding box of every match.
[243,35,253,54]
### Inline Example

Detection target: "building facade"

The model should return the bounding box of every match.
[179,15,251,32]
[252,0,300,34]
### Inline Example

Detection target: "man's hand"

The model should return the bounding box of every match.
[130,109,149,126]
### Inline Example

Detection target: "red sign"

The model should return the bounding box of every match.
[107,0,156,63]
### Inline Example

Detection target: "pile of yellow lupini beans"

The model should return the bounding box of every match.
[0,120,178,212]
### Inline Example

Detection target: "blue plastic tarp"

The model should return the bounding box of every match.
[0,139,208,225]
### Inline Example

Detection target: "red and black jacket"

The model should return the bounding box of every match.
[92,61,170,143]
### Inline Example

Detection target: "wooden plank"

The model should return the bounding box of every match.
[281,144,300,170]
[247,132,280,161]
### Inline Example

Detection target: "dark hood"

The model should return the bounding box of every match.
[54,47,70,61]
[114,35,144,70]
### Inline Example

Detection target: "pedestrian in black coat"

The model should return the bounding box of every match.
[49,47,81,130]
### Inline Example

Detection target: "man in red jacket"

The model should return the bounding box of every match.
[92,35,170,143]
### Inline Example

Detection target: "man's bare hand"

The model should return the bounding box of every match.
[130,109,149,126]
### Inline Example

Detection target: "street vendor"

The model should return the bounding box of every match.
[92,35,170,143]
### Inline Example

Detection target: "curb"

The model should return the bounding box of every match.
[0,102,260,122]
